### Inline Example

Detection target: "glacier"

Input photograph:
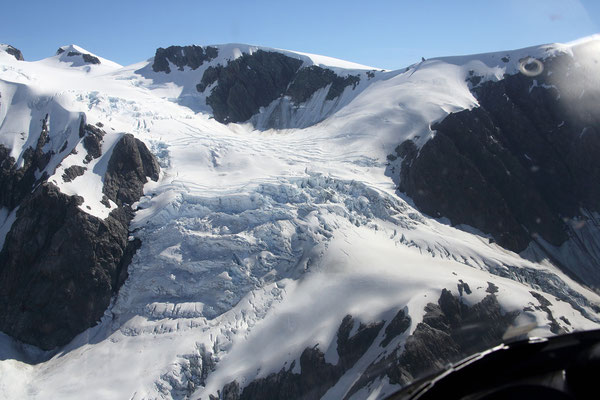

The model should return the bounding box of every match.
[0,38,599,399]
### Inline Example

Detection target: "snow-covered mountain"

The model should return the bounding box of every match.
[0,37,599,399]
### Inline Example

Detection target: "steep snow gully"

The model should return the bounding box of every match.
[0,37,600,399]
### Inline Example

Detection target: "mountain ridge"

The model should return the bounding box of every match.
[0,37,599,399]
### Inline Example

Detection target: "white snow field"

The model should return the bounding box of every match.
[1,38,600,399]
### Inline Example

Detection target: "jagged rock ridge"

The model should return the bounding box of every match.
[212,289,517,400]
[0,118,160,349]
[1,44,24,61]
[195,50,361,125]
[56,47,101,64]
[152,45,219,73]
[393,52,600,287]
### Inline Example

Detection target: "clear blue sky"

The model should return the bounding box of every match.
[1,0,599,70]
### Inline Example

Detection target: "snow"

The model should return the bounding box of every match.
[280,48,380,71]
[1,36,600,399]
[44,44,123,70]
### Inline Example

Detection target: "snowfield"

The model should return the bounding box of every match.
[1,38,600,399]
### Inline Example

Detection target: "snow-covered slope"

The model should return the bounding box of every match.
[0,37,599,400]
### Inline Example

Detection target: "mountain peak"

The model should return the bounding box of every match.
[0,44,24,61]
[52,44,122,68]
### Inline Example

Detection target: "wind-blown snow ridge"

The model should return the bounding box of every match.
[1,36,599,399]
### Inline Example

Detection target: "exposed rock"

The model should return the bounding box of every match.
[82,123,105,163]
[82,53,101,64]
[530,291,565,335]
[213,290,518,399]
[486,281,499,294]
[337,315,385,370]
[201,50,303,123]
[199,55,360,125]
[103,133,160,206]
[394,53,600,255]
[62,165,86,182]
[196,65,220,92]
[78,115,86,138]
[457,279,472,296]
[346,289,518,398]
[66,51,101,65]
[0,114,52,210]
[3,44,24,61]
[286,66,360,104]
[63,48,100,64]
[152,45,218,73]
[215,315,383,400]
[380,308,411,347]
[0,183,130,349]
[0,133,160,350]
[466,69,483,87]
[217,381,240,400]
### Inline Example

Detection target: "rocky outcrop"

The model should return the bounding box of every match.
[65,51,101,65]
[286,66,360,104]
[62,165,86,182]
[2,44,24,61]
[0,114,51,210]
[0,184,134,349]
[529,291,565,335]
[212,316,384,400]
[212,289,517,400]
[394,53,600,256]
[82,123,104,163]
[380,308,411,347]
[103,133,160,206]
[200,50,304,124]
[0,131,159,350]
[152,45,218,73]
[345,289,518,398]
[197,50,361,125]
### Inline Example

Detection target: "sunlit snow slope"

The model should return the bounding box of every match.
[1,39,600,400]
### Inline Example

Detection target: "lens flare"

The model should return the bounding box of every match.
[518,57,544,77]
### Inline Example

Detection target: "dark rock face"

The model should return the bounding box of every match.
[0,132,159,350]
[82,123,105,163]
[3,45,24,61]
[103,133,160,206]
[214,315,383,400]
[286,66,360,104]
[529,291,565,335]
[213,289,516,399]
[152,45,218,73]
[82,53,101,64]
[394,53,600,254]
[346,289,518,398]
[0,114,51,210]
[380,308,411,347]
[0,184,132,349]
[201,50,303,124]
[197,52,361,125]
[337,316,385,371]
[65,51,101,65]
[62,165,86,182]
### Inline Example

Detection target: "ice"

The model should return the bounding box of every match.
[1,36,600,399]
